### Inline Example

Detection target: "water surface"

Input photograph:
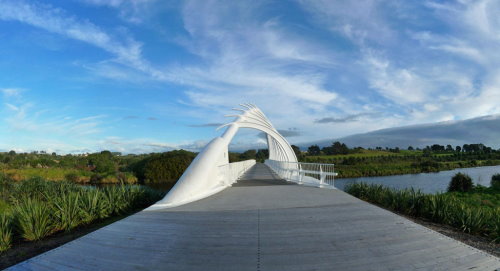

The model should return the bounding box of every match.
[335,165,500,194]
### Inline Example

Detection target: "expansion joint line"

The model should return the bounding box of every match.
[257,209,261,271]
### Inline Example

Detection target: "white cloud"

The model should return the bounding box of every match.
[80,0,157,23]
[0,0,163,79]
[1,88,22,97]
[5,103,19,111]
[298,0,395,45]
[361,51,430,104]
[166,1,341,133]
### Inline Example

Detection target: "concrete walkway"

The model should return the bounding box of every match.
[9,164,500,270]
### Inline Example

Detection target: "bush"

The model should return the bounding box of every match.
[90,174,103,184]
[448,173,473,192]
[0,214,12,252]
[346,183,500,243]
[0,178,165,252]
[491,174,500,190]
[52,192,82,232]
[14,197,54,241]
[65,173,80,183]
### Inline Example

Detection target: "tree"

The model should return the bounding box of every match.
[88,152,115,174]
[455,146,461,152]
[307,145,321,156]
[255,149,268,162]
[407,146,414,151]
[331,141,349,155]
[239,150,257,160]
[446,145,453,152]
[431,144,445,152]
[322,146,334,155]
[491,174,500,190]
[448,173,473,192]
[130,150,196,184]
[291,145,301,158]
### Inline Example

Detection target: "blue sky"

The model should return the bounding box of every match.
[1,0,499,153]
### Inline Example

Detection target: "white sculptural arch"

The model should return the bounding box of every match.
[148,104,297,209]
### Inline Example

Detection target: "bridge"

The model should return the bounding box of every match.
[9,105,500,270]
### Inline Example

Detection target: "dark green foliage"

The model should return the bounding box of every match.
[346,183,500,242]
[130,150,196,184]
[0,214,12,252]
[491,174,500,190]
[90,173,103,184]
[0,178,164,251]
[307,145,321,155]
[255,149,268,163]
[14,197,54,241]
[79,189,110,223]
[88,151,115,174]
[239,150,257,160]
[448,173,473,192]
[52,192,82,232]
[65,172,79,183]
[291,145,302,159]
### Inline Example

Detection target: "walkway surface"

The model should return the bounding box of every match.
[9,164,500,271]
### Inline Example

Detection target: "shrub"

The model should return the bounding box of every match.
[14,197,53,241]
[79,189,110,223]
[65,173,80,183]
[491,174,500,190]
[448,173,473,192]
[52,192,82,232]
[90,174,103,184]
[0,214,12,252]
[0,177,165,252]
[346,183,500,243]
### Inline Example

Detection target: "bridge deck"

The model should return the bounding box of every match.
[9,164,500,270]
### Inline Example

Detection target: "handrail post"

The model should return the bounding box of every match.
[319,164,325,188]
[298,163,303,184]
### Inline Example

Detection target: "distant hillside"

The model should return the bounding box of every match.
[299,114,500,149]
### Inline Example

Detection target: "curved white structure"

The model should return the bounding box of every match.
[148,104,297,209]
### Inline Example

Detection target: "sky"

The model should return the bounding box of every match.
[1,0,500,154]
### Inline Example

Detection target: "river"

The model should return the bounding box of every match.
[335,165,500,194]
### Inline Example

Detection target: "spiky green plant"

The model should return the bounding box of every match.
[346,183,499,243]
[79,189,110,223]
[0,214,13,252]
[52,192,82,232]
[14,197,53,241]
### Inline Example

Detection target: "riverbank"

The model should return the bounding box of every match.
[345,183,500,247]
[301,149,500,179]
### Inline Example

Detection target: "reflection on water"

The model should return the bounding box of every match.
[335,165,500,194]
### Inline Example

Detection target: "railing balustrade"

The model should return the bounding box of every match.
[265,159,338,188]
[218,159,256,186]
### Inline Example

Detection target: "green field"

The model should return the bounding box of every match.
[299,149,500,178]
[313,149,413,159]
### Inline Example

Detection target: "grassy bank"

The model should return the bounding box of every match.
[302,151,500,178]
[0,176,164,253]
[345,183,500,243]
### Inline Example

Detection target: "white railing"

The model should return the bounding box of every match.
[265,159,338,188]
[218,159,256,186]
